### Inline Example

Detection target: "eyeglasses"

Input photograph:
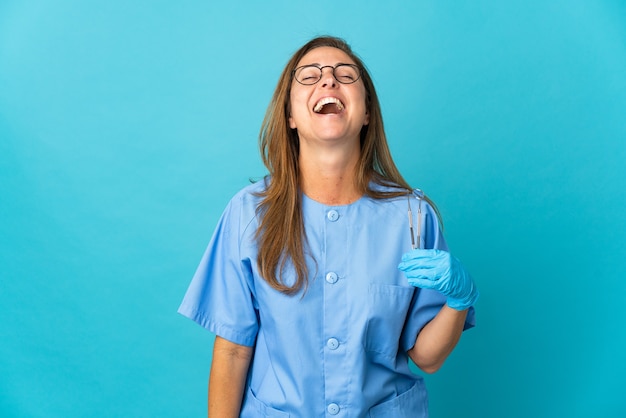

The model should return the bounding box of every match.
[292,64,362,85]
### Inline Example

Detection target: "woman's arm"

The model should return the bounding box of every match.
[208,336,253,417]
[398,249,478,373]
[407,305,467,373]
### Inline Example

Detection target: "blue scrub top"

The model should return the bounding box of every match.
[178,179,475,417]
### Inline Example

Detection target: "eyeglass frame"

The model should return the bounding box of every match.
[292,63,363,86]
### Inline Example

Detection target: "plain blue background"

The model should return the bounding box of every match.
[1,1,625,417]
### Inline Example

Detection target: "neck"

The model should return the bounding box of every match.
[299,143,361,205]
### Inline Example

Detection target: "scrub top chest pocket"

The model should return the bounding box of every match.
[363,283,415,361]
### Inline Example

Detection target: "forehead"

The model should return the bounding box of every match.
[297,46,356,66]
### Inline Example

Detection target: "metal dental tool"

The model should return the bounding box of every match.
[407,191,422,250]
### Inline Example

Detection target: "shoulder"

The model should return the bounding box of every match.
[365,182,419,209]
[219,179,267,234]
[229,178,267,207]
[363,183,442,232]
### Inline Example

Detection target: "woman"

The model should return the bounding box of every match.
[178,36,478,417]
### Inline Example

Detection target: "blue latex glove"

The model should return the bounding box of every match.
[398,249,479,311]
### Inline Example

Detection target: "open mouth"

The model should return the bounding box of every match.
[313,97,345,114]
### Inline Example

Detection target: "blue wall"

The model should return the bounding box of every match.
[1,1,625,416]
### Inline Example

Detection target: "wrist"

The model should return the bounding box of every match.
[446,288,479,311]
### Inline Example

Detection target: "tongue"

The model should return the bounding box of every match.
[319,103,341,114]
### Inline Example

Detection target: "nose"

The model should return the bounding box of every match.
[320,66,337,88]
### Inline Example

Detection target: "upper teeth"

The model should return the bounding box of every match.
[314,97,345,113]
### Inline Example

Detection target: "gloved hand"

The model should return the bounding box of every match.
[398,249,479,311]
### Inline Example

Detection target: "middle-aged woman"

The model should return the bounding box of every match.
[178,35,479,417]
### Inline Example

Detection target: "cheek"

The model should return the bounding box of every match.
[354,94,369,125]
[288,97,296,129]
[288,91,308,129]
[356,85,369,125]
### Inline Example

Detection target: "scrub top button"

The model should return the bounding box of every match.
[327,403,340,415]
[327,338,339,350]
[327,210,339,222]
[325,272,338,284]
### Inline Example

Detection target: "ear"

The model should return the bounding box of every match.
[289,115,297,129]
[363,111,370,126]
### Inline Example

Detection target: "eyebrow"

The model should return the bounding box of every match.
[299,62,353,67]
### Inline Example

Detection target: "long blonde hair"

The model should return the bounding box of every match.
[256,36,439,294]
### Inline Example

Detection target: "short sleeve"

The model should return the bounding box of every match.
[177,195,259,347]
[400,200,476,352]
